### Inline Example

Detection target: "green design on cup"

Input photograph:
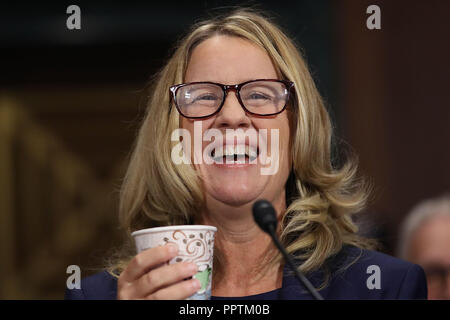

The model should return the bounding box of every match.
[194,267,212,292]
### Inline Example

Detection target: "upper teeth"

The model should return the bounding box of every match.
[212,145,258,161]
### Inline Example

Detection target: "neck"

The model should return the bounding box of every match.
[197,193,286,296]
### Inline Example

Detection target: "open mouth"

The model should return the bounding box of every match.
[210,145,259,164]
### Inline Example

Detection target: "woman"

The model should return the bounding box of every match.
[65,8,427,300]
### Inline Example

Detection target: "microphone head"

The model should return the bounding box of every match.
[252,199,278,234]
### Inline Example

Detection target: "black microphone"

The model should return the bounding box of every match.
[252,199,324,300]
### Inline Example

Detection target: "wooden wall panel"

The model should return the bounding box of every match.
[336,0,450,252]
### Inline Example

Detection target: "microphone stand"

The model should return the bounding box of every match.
[266,224,324,300]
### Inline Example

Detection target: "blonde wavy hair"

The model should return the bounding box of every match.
[108,8,376,286]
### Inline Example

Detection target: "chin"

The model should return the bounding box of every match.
[207,186,264,208]
[215,195,256,207]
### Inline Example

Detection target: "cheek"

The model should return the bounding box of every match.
[180,119,215,165]
[283,127,292,163]
[180,118,193,133]
[180,119,193,159]
[276,119,292,182]
[279,128,292,177]
[269,117,291,159]
[280,116,292,159]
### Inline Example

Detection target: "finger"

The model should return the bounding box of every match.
[146,278,202,300]
[131,262,198,298]
[120,244,178,283]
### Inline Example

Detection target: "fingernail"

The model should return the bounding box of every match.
[192,279,201,290]
[188,263,198,273]
[167,244,178,255]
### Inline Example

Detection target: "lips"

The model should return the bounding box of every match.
[210,144,259,164]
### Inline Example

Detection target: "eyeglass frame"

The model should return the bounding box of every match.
[169,79,295,119]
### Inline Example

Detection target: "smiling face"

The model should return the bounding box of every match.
[181,35,291,215]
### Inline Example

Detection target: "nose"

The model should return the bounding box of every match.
[214,90,251,129]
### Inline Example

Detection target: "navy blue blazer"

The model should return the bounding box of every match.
[65,246,427,300]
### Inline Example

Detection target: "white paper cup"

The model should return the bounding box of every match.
[131,225,217,300]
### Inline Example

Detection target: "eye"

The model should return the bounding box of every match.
[194,94,219,101]
[247,92,270,100]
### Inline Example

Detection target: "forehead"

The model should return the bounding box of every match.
[185,35,278,84]
[410,215,450,263]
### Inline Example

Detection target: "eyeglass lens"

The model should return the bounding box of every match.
[175,80,289,118]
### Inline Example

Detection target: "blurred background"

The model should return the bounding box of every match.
[1,0,449,299]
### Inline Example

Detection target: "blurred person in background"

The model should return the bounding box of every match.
[398,194,450,299]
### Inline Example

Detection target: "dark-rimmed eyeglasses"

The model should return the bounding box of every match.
[169,79,294,119]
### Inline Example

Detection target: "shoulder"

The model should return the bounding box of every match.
[64,270,118,300]
[323,246,428,299]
